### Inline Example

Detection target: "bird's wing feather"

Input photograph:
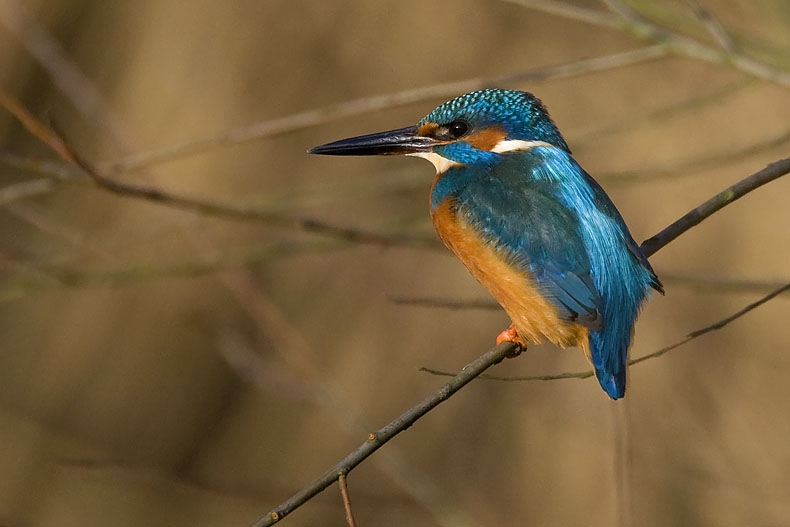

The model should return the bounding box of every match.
[579,170,664,295]
[458,174,603,330]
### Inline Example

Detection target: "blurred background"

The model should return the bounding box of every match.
[1,1,789,526]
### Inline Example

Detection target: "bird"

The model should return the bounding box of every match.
[308,89,663,399]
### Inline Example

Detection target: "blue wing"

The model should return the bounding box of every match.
[454,169,603,330]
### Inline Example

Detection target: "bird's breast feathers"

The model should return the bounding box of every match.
[430,198,591,354]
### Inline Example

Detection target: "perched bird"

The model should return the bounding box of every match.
[309,89,662,399]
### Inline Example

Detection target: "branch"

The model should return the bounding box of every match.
[682,0,735,52]
[420,281,790,382]
[629,281,790,365]
[390,272,790,311]
[505,0,790,87]
[640,157,790,257]
[106,46,666,173]
[252,279,790,526]
[248,342,517,527]
[0,241,338,302]
[338,475,357,527]
[0,0,136,149]
[0,86,439,250]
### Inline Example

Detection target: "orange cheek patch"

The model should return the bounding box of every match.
[464,125,508,151]
[417,122,439,136]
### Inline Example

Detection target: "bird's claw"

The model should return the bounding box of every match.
[496,324,527,358]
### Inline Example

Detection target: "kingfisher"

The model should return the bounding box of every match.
[309,89,662,399]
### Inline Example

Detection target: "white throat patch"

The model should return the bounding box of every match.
[407,152,462,174]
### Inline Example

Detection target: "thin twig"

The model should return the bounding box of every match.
[572,78,754,152]
[599,129,790,185]
[420,282,790,382]
[0,0,136,149]
[389,296,499,311]
[391,273,790,311]
[629,282,790,365]
[0,178,58,206]
[247,342,517,527]
[0,241,337,302]
[0,87,439,249]
[5,86,789,260]
[104,46,667,174]
[640,157,790,257]
[338,474,358,527]
[654,273,790,295]
[683,0,735,51]
[505,0,790,87]
[249,278,790,527]
[501,0,621,28]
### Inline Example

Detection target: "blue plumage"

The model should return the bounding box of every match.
[309,89,662,399]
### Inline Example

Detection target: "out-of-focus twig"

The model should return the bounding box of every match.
[0,241,336,302]
[104,46,667,173]
[0,178,57,206]
[599,129,790,185]
[420,281,790,382]
[503,0,790,87]
[390,273,790,312]
[3,87,789,283]
[389,296,499,311]
[0,0,136,149]
[0,86,439,249]
[683,0,735,51]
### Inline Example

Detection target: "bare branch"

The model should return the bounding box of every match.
[106,46,667,174]
[0,0,136,149]
[682,0,735,51]
[0,178,57,206]
[599,129,790,186]
[507,0,790,87]
[0,87,438,249]
[501,0,621,28]
[389,296,499,311]
[391,273,790,312]
[420,281,790,382]
[338,474,358,527]
[640,157,790,257]
[630,282,790,365]
[248,342,517,527]
[251,281,790,526]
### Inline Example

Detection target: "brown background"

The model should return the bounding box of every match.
[1,1,789,526]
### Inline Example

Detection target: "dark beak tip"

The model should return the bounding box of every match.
[306,125,431,157]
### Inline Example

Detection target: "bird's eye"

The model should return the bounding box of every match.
[446,120,468,139]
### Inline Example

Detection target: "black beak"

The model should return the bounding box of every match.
[308,125,438,156]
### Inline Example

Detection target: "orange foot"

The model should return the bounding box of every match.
[495,324,528,358]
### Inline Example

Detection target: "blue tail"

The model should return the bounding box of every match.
[586,255,660,399]
[589,326,629,400]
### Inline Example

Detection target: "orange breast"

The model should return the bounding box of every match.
[431,199,590,356]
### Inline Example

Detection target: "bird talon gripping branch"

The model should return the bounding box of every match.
[495,324,528,358]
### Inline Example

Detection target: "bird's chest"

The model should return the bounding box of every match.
[430,199,585,348]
